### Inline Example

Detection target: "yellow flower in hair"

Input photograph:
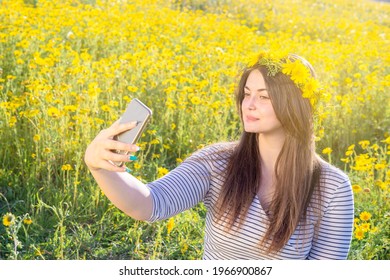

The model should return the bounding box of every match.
[282,60,310,85]
[302,78,320,99]
[250,51,323,111]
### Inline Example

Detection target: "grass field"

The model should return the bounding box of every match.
[0,0,389,259]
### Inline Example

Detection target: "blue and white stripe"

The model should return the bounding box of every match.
[146,144,354,259]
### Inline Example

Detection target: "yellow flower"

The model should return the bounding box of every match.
[360,222,370,232]
[302,77,319,99]
[371,144,379,151]
[190,96,201,105]
[322,147,332,155]
[345,150,353,156]
[358,140,370,149]
[23,217,33,225]
[282,60,310,85]
[374,162,386,170]
[167,217,174,235]
[61,164,73,171]
[352,184,362,193]
[33,134,41,142]
[47,107,61,118]
[181,242,189,254]
[101,105,110,112]
[381,136,390,145]
[64,105,77,112]
[2,213,15,227]
[133,162,141,170]
[359,211,371,221]
[354,227,364,240]
[147,130,157,135]
[127,85,138,92]
[347,144,355,151]
[157,167,169,178]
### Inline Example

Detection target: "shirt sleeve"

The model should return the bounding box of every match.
[307,175,354,259]
[145,149,212,222]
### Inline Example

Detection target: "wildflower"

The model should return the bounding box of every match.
[47,107,61,118]
[2,213,15,227]
[371,144,379,151]
[64,105,77,112]
[33,134,40,142]
[127,85,138,92]
[359,211,371,221]
[347,144,355,151]
[358,140,370,149]
[352,185,362,193]
[167,217,174,234]
[157,167,169,178]
[354,227,364,240]
[191,96,201,105]
[101,105,110,112]
[374,162,386,170]
[23,217,33,225]
[134,162,141,170]
[345,150,353,156]
[181,242,189,254]
[381,136,390,145]
[322,147,332,155]
[360,222,370,232]
[61,164,73,171]
[282,60,310,85]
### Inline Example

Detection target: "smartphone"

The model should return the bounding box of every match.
[112,98,152,167]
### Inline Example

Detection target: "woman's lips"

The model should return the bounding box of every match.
[245,116,259,122]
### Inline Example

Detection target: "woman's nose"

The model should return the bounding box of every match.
[246,96,256,110]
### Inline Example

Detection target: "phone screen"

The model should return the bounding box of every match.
[112,98,152,167]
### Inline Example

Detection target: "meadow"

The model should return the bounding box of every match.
[0,0,389,259]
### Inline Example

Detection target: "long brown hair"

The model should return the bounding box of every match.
[215,55,322,254]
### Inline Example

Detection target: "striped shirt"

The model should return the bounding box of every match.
[146,143,354,259]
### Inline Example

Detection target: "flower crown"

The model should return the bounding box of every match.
[249,52,323,109]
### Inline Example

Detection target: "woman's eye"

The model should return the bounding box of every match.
[259,95,269,100]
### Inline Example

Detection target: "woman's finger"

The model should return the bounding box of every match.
[103,139,140,153]
[106,119,138,138]
[100,149,135,163]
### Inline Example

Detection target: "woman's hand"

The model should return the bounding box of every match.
[84,120,140,172]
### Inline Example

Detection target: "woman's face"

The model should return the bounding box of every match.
[241,69,284,136]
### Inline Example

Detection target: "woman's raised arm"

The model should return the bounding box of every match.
[84,120,153,221]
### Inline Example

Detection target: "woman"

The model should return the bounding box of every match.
[84,52,354,259]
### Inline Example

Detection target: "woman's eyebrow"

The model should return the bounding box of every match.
[244,86,267,92]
